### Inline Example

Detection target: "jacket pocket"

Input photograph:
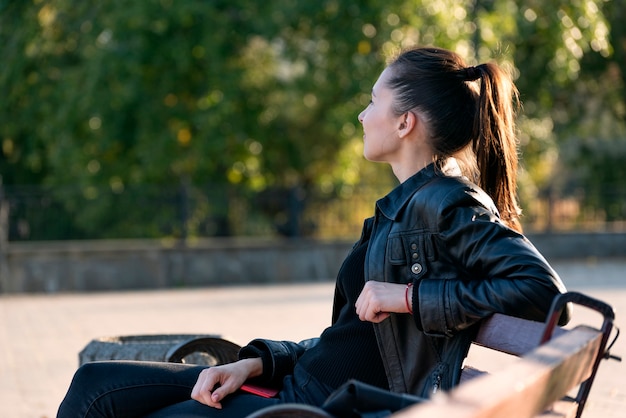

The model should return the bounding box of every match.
[387,233,428,281]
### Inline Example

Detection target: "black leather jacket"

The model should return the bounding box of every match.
[240,159,569,398]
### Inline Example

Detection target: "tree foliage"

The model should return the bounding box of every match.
[0,0,623,238]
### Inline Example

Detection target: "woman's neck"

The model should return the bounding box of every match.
[390,153,435,183]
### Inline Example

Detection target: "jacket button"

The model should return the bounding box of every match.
[411,263,422,274]
[412,252,419,259]
[411,243,418,250]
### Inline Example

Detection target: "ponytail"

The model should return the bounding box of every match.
[471,63,522,232]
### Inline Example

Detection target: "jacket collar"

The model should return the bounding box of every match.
[376,158,463,221]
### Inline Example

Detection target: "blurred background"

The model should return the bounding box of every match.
[1,4,625,417]
[1,0,625,292]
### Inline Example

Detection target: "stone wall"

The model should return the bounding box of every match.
[0,238,352,293]
[1,232,625,293]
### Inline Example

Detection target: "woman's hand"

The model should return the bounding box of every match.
[355,281,409,323]
[191,357,263,409]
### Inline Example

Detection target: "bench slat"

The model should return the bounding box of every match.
[474,313,567,356]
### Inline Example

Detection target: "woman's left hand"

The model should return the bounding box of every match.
[355,281,408,323]
[191,358,262,408]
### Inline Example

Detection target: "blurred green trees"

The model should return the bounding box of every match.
[1,0,624,238]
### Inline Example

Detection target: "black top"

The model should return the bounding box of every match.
[296,239,388,390]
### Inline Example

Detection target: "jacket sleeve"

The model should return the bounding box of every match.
[238,338,319,385]
[416,186,570,337]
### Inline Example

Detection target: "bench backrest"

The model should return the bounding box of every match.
[458,313,568,384]
[393,292,618,418]
[393,323,603,418]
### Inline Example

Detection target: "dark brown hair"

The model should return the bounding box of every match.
[386,47,522,232]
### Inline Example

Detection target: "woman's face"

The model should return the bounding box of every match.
[358,68,403,163]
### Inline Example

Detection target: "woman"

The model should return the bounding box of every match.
[57,46,569,418]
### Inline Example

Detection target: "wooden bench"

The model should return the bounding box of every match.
[244,291,620,418]
[441,291,619,418]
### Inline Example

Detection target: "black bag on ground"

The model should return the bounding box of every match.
[321,379,425,418]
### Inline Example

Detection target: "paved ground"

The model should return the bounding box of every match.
[1,258,624,418]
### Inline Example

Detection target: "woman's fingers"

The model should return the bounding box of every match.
[356,281,404,322]
[191,359,261,408]
[191,368,225,408]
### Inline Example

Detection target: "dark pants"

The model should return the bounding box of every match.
[56,361,334,418]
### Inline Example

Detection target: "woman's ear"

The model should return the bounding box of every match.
[398,111,417,138]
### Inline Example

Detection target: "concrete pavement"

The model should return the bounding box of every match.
[1,258,624,418]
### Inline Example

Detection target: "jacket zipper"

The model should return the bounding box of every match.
[432,374,441,394]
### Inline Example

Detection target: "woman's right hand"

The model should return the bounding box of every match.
[191,357,263,409]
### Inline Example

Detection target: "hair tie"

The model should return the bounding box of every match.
[465,66,481,81]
